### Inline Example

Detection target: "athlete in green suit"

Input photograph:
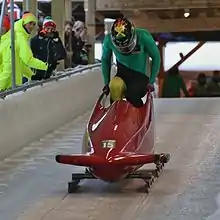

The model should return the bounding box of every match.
[101,17,161,107]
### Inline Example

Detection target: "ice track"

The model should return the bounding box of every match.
[1,98,220,220]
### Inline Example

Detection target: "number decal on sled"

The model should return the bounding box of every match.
[102,140,116,149]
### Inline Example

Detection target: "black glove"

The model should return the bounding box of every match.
[102,85,110,95]
[146,83,155,92]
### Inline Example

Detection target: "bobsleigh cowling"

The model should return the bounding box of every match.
[56,91,170,192]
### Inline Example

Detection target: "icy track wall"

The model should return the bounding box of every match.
[0,67,108,160]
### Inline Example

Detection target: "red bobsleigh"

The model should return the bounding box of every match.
[55,90,170,193]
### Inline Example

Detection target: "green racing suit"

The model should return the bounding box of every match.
[101,28,161,85]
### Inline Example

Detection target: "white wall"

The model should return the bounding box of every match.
[0,68,105,160]
[164,42,220,71]
[95,42,220,72]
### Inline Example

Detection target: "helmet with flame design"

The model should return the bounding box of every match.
[110,17,136,54]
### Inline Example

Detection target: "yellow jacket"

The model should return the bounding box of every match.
[0,19,48,90]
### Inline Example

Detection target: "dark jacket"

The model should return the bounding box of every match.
[64,31,85,66]
[30,31,66,80]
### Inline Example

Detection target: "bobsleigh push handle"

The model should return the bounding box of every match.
[146,84,155,97]
[96,91,108,108]
[97,91,107,103]
[146,84,155,93]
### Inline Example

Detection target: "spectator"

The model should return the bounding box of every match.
[207,70,220,96]
[1,14,10,35]
[188,80,197,97]
[64,20,85,68]
[30,16,66,80]
[0,15,11,89]
[64,20,74,68]
[194,73,207,97]
[0,12,48,90]
[15,12,49,71]
[73,20,86,42]
[72,21,87,65]
[161,67,189,98]
[0,15,10,68]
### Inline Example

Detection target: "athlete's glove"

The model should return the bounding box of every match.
[146,83,155,92]
[102,85,110,95]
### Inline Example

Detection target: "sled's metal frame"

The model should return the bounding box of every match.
[68,155,170,194]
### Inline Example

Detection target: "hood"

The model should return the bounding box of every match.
[14,19,30,40]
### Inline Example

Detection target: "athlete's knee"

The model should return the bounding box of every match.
[109,76,126,101]
[109,76,125,91]
[126,84,144,108]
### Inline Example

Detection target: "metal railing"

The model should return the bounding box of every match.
[0,63,101,99]
[0,1,103,100]
[0,0,7,37]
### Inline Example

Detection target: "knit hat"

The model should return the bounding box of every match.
[43,16,56,29]
[22,12,37,25]
[3,15,10,31]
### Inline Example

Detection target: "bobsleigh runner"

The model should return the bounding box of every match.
[55,90,170,193]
